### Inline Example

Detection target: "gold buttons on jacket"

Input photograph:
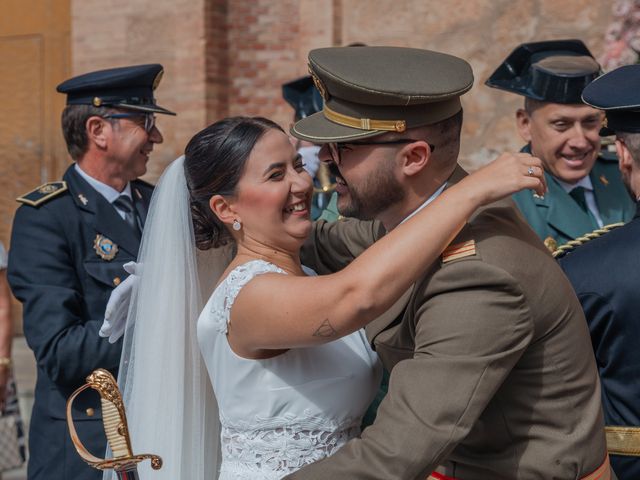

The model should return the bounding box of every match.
[86,408,95,417]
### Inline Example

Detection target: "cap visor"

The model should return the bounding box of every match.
[291,111,385,143]
[113,102,176,116]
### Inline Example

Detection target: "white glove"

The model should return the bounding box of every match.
[299,145,321,178]
[100,261,142,343]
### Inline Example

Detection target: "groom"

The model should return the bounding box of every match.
[289,47,609,479]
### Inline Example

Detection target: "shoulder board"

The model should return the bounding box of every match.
[553,222,625,259]
[16,181,68,207]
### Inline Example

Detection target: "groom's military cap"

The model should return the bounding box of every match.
[582,64,640,135]
[57,63,176,115]
[291,46,474,143]
[486,39,600,104]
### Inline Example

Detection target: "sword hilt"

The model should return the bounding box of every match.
[66,368,162,472]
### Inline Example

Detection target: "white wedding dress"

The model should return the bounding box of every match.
[197,259,382,479]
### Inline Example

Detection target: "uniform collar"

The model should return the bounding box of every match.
[74,163,132,203]
[400,182,448,225]
[557,175,593,193]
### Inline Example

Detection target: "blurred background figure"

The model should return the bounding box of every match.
[559,64,640,480]
[0,240,25,479]
[486,39,635,252]
[282,76,337,221]
[600,0,640,71]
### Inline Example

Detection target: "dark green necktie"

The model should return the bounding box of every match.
[569,186,598,229]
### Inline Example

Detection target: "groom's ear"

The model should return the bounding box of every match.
[400,141,432,177]
[209,195,237,227]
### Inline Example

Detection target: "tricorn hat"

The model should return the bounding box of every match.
[485,39,600,104]
[57,64,176,115]
[282,76,323,121]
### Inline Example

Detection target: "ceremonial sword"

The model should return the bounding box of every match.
[66,368,162,479]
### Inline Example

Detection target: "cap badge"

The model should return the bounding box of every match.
[93,97,102,107]
[38,184,60,195]
[600,174,609,186]
[152,69,164,91]
[78,194,89,206]
[309,66,329,102]
[543,236,558,253]
[94,234,118,261]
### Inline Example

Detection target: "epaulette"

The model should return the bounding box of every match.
[16,181,68,207]
[553,222,625,259]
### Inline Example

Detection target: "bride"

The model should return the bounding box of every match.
[114,116,544,479]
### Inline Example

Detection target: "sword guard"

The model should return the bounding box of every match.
[66,369,162,471]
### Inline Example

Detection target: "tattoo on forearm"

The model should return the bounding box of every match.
[312,319,337,338]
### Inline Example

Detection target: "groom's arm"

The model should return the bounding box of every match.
[300,218,385,274]
[286,260,533,480]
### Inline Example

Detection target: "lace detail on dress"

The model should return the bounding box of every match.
[219,410,360,479]
[210,260,286,334]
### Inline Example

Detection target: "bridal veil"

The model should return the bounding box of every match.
[106,156,232,479]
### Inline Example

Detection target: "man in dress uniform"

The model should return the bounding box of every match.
[288,46,609,479]
[7,64,174,480]
[486,39,635,252]
[558,65,640,480]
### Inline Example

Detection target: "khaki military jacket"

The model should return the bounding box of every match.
[294,166,607,480]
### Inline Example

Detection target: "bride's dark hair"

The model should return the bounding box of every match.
[184,116,284,250]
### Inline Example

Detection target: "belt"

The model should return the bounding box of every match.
[426,455,611,480]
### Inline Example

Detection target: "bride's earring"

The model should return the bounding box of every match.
[232,219,242,231]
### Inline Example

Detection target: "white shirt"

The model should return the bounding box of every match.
[74,164,132,220]
[557,176,604,228]
[400,182,447,225]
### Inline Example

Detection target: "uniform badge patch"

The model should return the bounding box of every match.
[94,234,118,261]
[599,174,609,186]
[442,240,476,263]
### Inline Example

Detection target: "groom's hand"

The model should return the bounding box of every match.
[99,261,141,343]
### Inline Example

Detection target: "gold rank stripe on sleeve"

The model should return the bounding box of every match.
[441,239,476,263]
[605,426,640,456]
[16,181,68,207]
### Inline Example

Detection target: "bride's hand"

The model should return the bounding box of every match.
[463,152,546,206]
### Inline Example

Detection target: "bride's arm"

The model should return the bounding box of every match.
[229,153,544,353]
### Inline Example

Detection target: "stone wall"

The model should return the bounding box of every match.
[70,0,614,176]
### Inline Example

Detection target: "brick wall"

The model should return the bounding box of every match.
[70,0,614,177]
[71,0,209,179]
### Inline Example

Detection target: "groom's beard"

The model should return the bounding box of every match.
[332,159,405,221]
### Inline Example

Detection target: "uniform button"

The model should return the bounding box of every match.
[113,277,121,286]
[86,408,95,417]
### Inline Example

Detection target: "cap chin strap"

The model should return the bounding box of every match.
[323,104,406,132]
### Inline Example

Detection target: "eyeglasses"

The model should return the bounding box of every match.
[327,139,435,165]
[102,113,156,133]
